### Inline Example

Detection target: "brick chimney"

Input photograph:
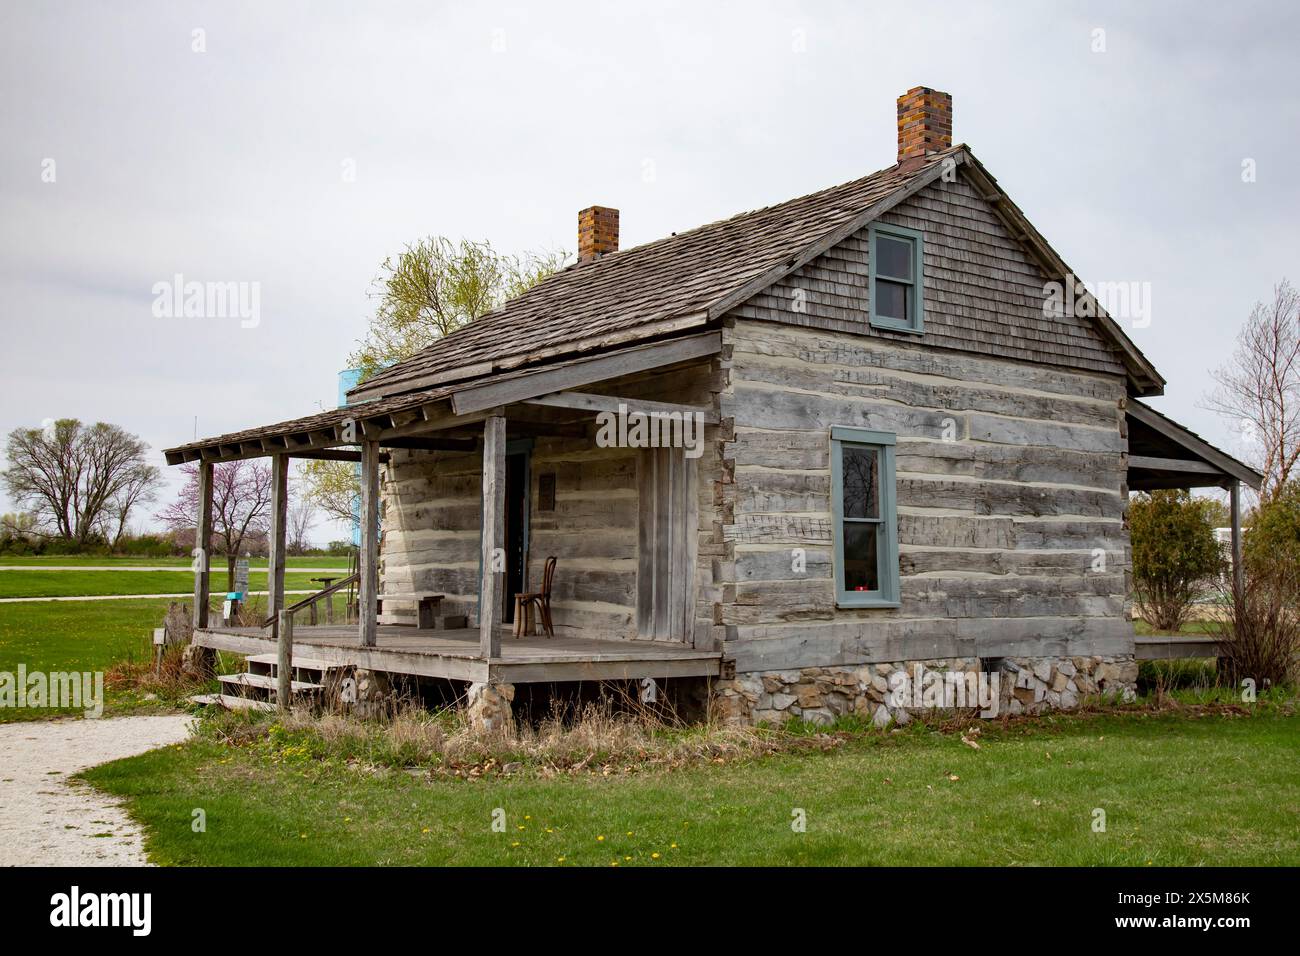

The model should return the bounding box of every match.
[897,86,952,163]
[578,205,619,262]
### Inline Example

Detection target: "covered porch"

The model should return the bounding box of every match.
[1125,398,1263,661]
[166,331,723,687]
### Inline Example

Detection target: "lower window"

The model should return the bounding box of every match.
[830,426,900,607]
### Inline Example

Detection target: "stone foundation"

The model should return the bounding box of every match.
[712,655,1138,727]
[466,681,515,732]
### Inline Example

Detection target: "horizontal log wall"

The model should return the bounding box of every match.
[716,318,1135,673]
[380,361,720,645]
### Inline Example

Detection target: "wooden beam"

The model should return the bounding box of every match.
[450,332,722,415]
[1230,479,1243,596]
[267,453,289,634]
[277,610,293,712]
[290,448,391,463]
[358,439,381,648]
[379,436,478,451]
[1128,455,1221,475]
[192,461,213,629]
[523,390,720,425]
[1127,402,1262,489]
[479,415,506,659]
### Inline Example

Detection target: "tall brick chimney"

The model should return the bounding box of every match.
[897,86,952,164]
[578,205,619,262]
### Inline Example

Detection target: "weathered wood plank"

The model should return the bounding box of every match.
[479,415,506,658]
[358,440,380,648]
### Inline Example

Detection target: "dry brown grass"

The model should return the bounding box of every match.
[201,697,848,779]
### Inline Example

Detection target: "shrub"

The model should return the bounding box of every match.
[1130,490,1224,631]
[1214,564,1300,691]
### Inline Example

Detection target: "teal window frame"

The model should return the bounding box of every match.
[830,426,900,608]
[868,222,925,334]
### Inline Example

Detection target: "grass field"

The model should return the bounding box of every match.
[0,555,350,568]
[0,569,328,599]
[0,598,184,721]
[0,593,349,721]
[80,708,1300,866]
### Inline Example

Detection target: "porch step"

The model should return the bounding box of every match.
[218,672,323,694]
[189,693,277,713]
[244,653,338,676]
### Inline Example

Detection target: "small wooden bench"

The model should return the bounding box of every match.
[376,592,445,630]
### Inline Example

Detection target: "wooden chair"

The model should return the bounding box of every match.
[513,556,557,639]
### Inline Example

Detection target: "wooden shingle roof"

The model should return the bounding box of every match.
[351,148,970,401]
[167,144,1166,462]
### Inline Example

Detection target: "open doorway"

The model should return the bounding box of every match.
[502,443,531,623]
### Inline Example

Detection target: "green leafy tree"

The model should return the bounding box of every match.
[349,237,567,381]
[1130,490,1224,632]
[1243,480,1300,575]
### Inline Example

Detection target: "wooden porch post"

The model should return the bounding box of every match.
[1230,479,1244,595]
[277,609,293,712]
[192,460,213,629]
[480,415,506,659]
[358,439,380,648]
[268,453,289,636]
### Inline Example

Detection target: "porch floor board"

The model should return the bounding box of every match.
[193,624,720,684]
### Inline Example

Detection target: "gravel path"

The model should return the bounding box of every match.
[0,715,194,866]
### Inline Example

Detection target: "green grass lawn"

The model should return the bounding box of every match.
[0,594,351,721]
[1133,620,1218,636]
[81,709,1300,866]
[0,569,327,599]
[0,555,351,568]
[0,598,181,721]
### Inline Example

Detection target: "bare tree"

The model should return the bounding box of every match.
[2,419,161,547]
[1206,280,1300,500]
[100,460,161,548]
[159,460,273,591]
[287,500,315,555]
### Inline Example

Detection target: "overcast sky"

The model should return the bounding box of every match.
[2,0,1297,541]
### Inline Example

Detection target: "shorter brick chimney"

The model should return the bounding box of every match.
[897,86,952,163]
[578,205,619,261]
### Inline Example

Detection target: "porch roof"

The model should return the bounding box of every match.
[1126,399,1262,491]
[163,330,721,465]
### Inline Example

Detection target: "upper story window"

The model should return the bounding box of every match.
[868,223,924,334]
[830,426,900,607]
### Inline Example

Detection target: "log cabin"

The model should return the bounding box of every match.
[166,86,1260,727]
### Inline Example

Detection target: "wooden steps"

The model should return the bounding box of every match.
[189,693,277,713]
[190,652,350,711]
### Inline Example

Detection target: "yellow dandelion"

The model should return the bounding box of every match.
[545,828,553,834]
[597,835,605,841]
[651,852,660,859]
[422,827,431,833]
[557,856,565,863]
[626,831,633,836]
[511,841,520,847]
[624,855,632,861]
[299,833,307,839]
[517,825,525,830]
[671,843,678,849]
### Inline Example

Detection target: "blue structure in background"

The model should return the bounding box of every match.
[338,368,364,547]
